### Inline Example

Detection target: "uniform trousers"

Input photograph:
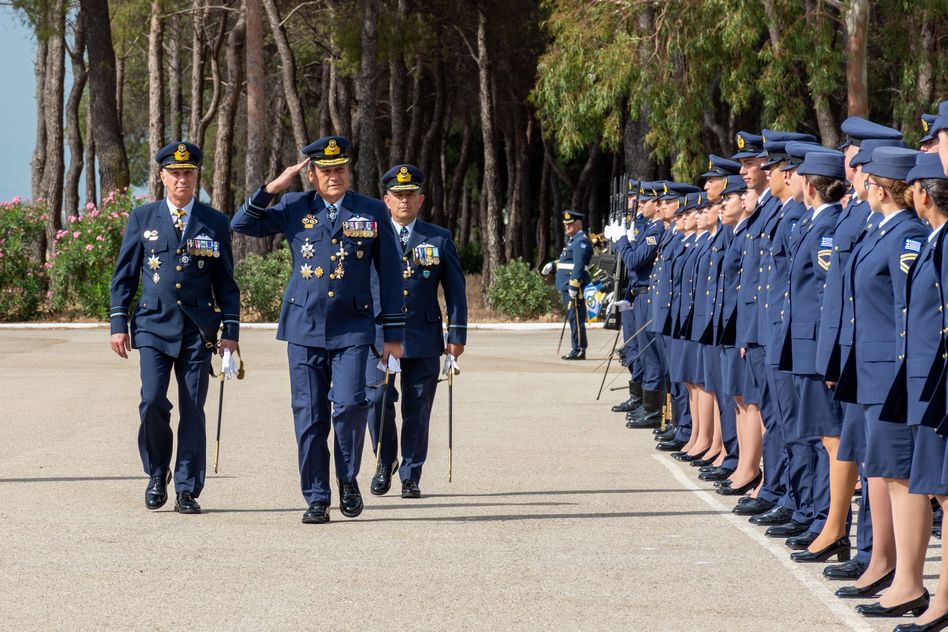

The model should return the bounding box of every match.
[561,290,587,352]
[620,305,642,382]
[656,334,691,442]
[366,356,441,484]
[766,366,800,516]
[287,342,370,505]
[789,374,832,533]
[633,292,664,391]
[137,325,212,497]
[745,345,787,505]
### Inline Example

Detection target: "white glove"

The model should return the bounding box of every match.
[568,287,578,299]
[626,225,637,241]
[441,354,460,378]
[541,261,554,276]
[222,349,238,380]
[603,222,615,241]
[376,354,402,374]
[615,299,632,312]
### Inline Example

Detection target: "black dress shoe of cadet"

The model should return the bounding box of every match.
[174,491,201,514]
[627,415,661,430]
[371,461,399,496]
[145,472,171,510]
[823,558,869,581]
[894,609,948,631]
[561,350,586,360]
[654,427,677,442]
[732,497,775,516]
[302,502,330,524]
[690,453,719,467]
[790,537,850,563]
[856,589,929,618]
[834,569,895,598]
[401,480,421,499]
[656,440,686,452]
[766,520,811,538]
[338,479,364,518]
[674,449,707,463]
[716,472,761,496]
[750,506,793,525]
[699,468,733,481]
[786,531,819,550]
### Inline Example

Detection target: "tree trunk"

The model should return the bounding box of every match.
[420,58,446,202]
[447,117,473,236]
[32,37,48,201]
[476,6,503,290]
[81,0,129,195]
[244,0,266,200]
[354,0,379,195]
[570,139,601,211]
[64,15,87,222]
[147,0,165,201]
[536,140,550,267]
[188,0,206,141]
[328,59,352,141]
[115,54,124,126]
[459,181,471,246]
[317,61,330,137]
[168,12,183,140]
[84,102,96,208]
[915,12,934,111]
[262,0,308,153]
[844,0,869,117]
[41,0,66,226]
[404,67,424,164]
[211,10,245,217]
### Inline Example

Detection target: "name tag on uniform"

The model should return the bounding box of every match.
[412,243,440,266]
[187,234,221,258]
[343,216,377,238]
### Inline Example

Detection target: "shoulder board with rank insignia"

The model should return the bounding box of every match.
[900,252,919,273]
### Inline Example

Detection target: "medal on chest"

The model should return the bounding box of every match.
[332,243,348,278]
[301,238,315,259]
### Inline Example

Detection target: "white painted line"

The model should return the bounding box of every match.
[653,454,875,632]
[0,322,607,331]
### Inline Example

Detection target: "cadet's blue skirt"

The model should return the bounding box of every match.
[793,374,842,437]
[864,403,914,479]
[910,425,948,495]
[741,345,765,407]
[701,344,720,394]
[837,402,867,463]
[670,339,702,385]
[722,346,744,398]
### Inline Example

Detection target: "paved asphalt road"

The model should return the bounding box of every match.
[0,328,935,631]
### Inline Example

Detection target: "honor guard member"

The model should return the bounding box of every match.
[231,136,405,524]
[109,141,240,515]
[556,210,593,360]
[366,164,467,499]
[612,180,647,415]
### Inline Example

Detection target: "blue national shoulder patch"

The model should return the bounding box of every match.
[904,238,922,253]
[820,236,833,248]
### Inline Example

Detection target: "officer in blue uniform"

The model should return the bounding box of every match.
[110,141,240,515]
[231,136,405,524]
[365,164,467,499]
[556,210,593,360]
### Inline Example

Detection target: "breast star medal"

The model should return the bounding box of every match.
[147,255,161,271]
[315,266,324,278]
[301,239,315,259]
[301,264,313,279]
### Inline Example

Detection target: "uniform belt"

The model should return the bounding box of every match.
[557,263,587,271]
[631,286,650,296]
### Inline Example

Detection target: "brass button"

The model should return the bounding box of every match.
[329,274,336,280]
[176,249,182,255]
[176,265,183,272]
[403,290,409,296]
[291,297,295,302]
[176,300,182,305]
[175,283,182,289]
[330,255,336,261]
[328,291,335,297]
[332,239,338,244]
[364,304,369,309]
[850,319,855,324]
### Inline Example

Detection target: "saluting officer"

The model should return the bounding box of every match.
[109,142,240,515]
[366,164,467,499]
[231,136,405,524]
[556,210,593,360]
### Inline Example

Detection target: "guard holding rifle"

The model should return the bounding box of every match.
[555,210,593,360]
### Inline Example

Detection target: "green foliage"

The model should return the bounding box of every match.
[486,259,556,320]
[234,244,292,322]
[48,190,139,319]
[457,240,483,274]
[0,197,47,321]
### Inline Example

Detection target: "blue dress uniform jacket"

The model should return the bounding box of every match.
[555,230,593,291]
[689,230,719,342]
[755,193,789,347]
[616,220,664,290]
[232,188,406,347]
[736,192,778,347]
[109,198,240,497]
[715,219,750,346]
[835,211,929,404]
[763,199,807,364]
[779,204,842,375]
[110,200,240,353]
[652,231,686,336]
[704,227,733,344]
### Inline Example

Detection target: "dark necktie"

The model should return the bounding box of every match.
[400,226,410,249]
[327,204,338,224]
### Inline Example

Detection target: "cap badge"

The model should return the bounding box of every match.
[397,166,411,183]
[737,135,746,150]
[325,139,340,156]
[174,144,190,161]
[662,182,668,194]
[922,119,930,132]
[708,158,713,170]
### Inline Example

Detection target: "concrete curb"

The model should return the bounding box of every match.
[0,321,607,331]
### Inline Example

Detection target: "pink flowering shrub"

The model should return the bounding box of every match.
[48,189,139,318]
[0,197,47,320]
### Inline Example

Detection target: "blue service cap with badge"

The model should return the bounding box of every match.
[627,178,639,196]
[562,210,585,224]
[838,116,903,149]
[302,136,352,166]
[721,174,747,196]
[381,164,425,192]
[863,147,922,181]
[731,131,765,160]
[701,154,741,178]
[761,130,818,167]
[675,192,704,215]
[657,181,702,201]
[156,141,202,169]
[919,114,939,145]
[850,138,906,168]
[781,141,836,172]
[797,150,846,180]
[637,180,657,200]
[905,153,947,184]
[929,100,948,137]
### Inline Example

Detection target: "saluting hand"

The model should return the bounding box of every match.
[110,333,131,359]
[265,159,309,195]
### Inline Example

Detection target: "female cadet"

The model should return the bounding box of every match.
[888,153,948,632]
[778,151,849,563]
[833,147,930,618]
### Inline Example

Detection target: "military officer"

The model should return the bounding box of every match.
[365,164,467,499]
[109,141,240,515]
[231,136,405,524]
[556,210,593,360]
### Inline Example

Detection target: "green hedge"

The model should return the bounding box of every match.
[486,258,557,319]
[234,244,292,321]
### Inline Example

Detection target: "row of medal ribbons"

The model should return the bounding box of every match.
[413,245,440,266]
[342,219,377,238]
[187,238,220,258]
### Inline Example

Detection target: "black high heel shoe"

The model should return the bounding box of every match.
[675,448,709,463]
[690,453,720,467]
[789,537,850,563]
[716,472,762,496]
[856,589,930,618]
[894,609,948,631]
[834,568,895,598]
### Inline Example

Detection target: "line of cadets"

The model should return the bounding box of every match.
[610,102,948,631]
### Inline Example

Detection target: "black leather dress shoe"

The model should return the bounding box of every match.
[790,537,850,563]
[894,609,948,631]
[749,506,793,525]
[674,449,708,463]
[371,461,399,496]
[656,440,686,452]
[785,531,818,550]
[834,569,895,598]
[401,480,421,499]
[302,502,330,524]
[716,472,761,496]
[856,589,929,618]
[766,520,811,538]
[145,472,171,510]
[823,558,869,580]
[714,479,733,488]
[561,350,586,360]
[732,497,775,516]
[627,415,661,429]
[612,382,642,413]
[338,479,364,518]
[654,427,677,442]
[174,491,201,514]
[698,468,733,481]
[690,453,720,467]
